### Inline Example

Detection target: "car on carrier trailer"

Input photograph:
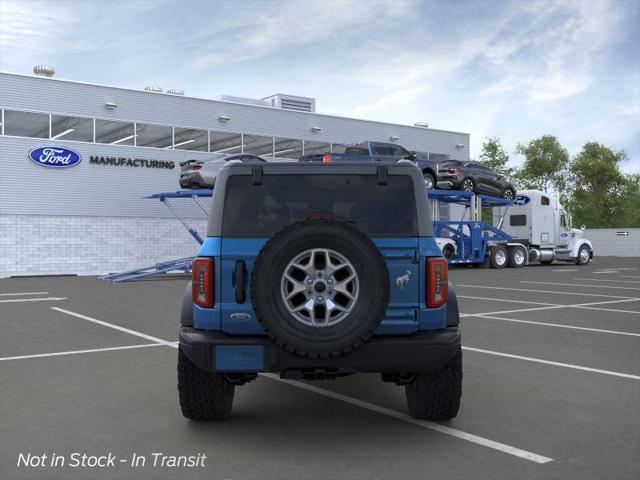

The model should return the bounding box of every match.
[178,160,462,421]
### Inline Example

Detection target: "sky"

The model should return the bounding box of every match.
[1,0,639,172]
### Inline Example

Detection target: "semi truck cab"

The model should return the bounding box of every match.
[494,190,593,265]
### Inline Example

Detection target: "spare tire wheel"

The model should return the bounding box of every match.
[251,219,389,358]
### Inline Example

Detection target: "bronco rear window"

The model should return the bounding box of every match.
[222,174,417,237]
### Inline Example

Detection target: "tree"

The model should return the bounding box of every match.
[566,142,632,228]
[479,137,513,176]
[515,135,569,193]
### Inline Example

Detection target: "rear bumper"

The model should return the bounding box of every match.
[179,327,461,374]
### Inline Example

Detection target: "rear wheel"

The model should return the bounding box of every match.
[406,349,462,420]
[507,246,526,268]
[178,347,235,420]
[489,245,508,269]
[461,178,475,192]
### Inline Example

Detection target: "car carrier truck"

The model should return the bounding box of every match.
[430,189,593,267]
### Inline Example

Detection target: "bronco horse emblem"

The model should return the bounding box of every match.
[395,270,412,289]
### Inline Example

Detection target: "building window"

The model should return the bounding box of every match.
[51,114,93,142]
[210,131,243,154]
[135,123,173,149]
[173,127,208,151]
[273,137,303,159]
[3,110,49,138]
[244,134,274,156]
[95,119,135,145]
[331,144,347,154]
[303,140,330,156]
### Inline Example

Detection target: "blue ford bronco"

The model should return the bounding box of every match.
[178,160,462,420]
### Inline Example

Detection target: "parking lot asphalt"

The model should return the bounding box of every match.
[1,257,639,480]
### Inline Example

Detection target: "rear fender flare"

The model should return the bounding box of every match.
[181,281,194,326]
[446,281,459,327]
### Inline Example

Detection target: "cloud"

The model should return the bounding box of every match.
[0,0,78,68]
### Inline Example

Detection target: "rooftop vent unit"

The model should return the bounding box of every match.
[216,95,270,107]
[167,88,185,96]
[33,65,55,77]
[144,85,163,93]
[262,94,316,113]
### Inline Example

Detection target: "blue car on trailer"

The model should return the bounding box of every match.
[178,160,462,421]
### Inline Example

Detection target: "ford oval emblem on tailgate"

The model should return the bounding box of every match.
[28,146,82,168]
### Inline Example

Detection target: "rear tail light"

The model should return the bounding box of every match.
[322,153,332,163]
[448,167,460,173]
[426,258,448,308]
[192,165,202,170]
[192,257,214,308]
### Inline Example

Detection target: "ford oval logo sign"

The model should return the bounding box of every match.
[28,146,82,168]
[514,195,530,206]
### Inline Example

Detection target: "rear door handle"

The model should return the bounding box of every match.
[234,261,246,304]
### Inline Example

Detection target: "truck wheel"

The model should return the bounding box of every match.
[178,347,234,420]
[489,245,507,269]
[251,219,389,358]
[576,245,591,265]
[406,349,462,420]
[507,246,526,268]
[423,171,435,190]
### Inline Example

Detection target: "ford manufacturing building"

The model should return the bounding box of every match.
[0,69,470,277]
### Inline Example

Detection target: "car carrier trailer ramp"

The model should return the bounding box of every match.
[100,189,213,282]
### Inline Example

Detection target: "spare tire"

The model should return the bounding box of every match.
[251,219,389,358]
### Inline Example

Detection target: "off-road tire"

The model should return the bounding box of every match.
[489,245,508,269]
[406,349,462,420]
[178,347,235,420]
[251,219,390,358]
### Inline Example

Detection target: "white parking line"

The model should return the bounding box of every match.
[262,373,553,464]
[458,295,558,307]
[521,281,640,291]
[0,343,163,361]
[465,314,640,337]
[460,298,640,317]
[620,275,640,279]
[0,297,66,303]
[0,292,49,296]
[462,347,640,380]
[456,284,638,299]
[47,306,640,463]
[51,307,177,347]
[573,278,640,284]
[575,306,640,315]
[552,269,578,272]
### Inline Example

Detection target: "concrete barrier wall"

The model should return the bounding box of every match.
[586,228,640,257]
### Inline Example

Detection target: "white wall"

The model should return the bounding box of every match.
[586,228,640,257]
[0,215,206,277]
